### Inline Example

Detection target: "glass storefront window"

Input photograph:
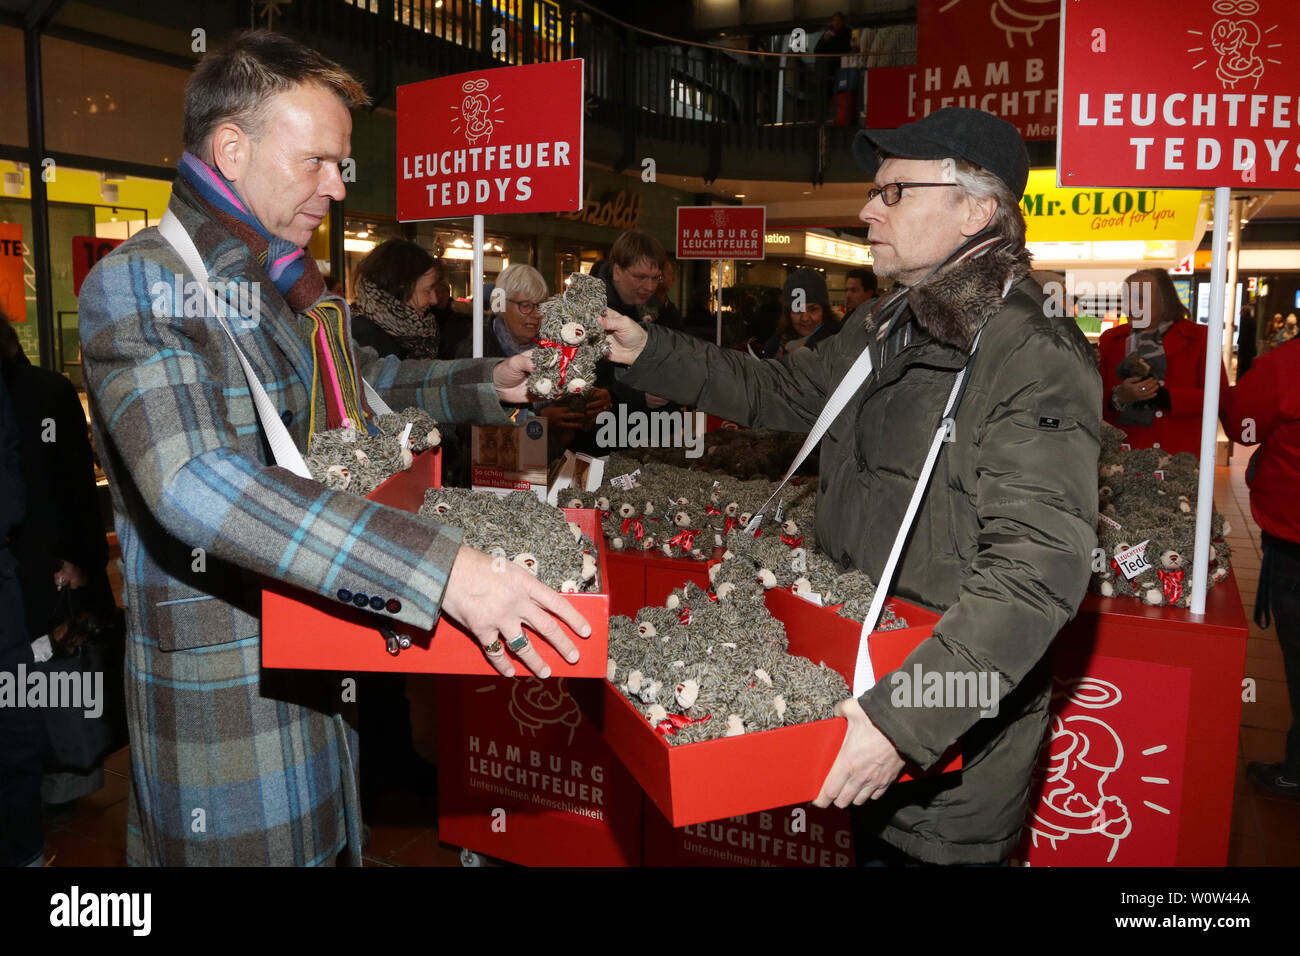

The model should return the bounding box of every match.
[0,160,170,381]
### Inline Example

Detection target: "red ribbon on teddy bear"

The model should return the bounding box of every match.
[654,713,711,737]
[620,516,645,541]
[531,337,580,387]
[669,528,701,551]
[1157,568,1185,605]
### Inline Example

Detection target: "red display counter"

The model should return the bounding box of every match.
[1016,571,1248,867]
[433,524,1247,866]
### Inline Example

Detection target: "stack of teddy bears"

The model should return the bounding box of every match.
[525,272,611,399]
[607,578,851,744]
[563,454,815,559]
[565,455,907,627]
[1091,422,1233,607]
[418,488,601,594]
[306,406,442,496]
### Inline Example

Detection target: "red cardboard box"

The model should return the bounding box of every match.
[592,592,961,827]
[262,451,609,676]
[606,549,713,618]
[436,676,644,866]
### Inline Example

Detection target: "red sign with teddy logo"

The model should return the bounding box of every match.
[396,60,584,221]
[1059,0,1300,188]
[1017,657,1192,866]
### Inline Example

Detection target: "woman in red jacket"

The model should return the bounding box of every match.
[1221,338,1300,799]
[1099,268,1230,455]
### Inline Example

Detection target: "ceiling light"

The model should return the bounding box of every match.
[357,230,368,239]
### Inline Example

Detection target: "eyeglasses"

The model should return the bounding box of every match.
[866,182,959,207]
[509,299,539,314]
[625,271,664,286]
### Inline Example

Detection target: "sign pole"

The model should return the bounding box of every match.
[472,213,484,359]
[1223,198,1243,381]
[1190,186,1231,616]
[715,260,723,346]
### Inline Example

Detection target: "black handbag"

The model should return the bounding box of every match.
[37,587,127,773]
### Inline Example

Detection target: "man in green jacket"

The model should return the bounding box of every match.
[601,108,1101,864]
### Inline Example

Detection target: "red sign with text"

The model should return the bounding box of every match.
[865,0,1060,140]
[72,235,124,297]
[436,676,643,866]
[644,801,856,868]
[1060,0,1300,188]
[675,206,765,260]
[0,223,22,321]
[396,60,584,221]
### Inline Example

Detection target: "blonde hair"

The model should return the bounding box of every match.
[494,264,547,304]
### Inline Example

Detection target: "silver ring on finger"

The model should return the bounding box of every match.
[507,632,530,653]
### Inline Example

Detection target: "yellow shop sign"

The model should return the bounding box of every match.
[1021,169,1204,243]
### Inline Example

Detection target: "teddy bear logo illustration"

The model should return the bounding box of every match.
[1189,1,1279,91]
[1028,678,1134,863]
[454,77,497,146]
[508,677,583,746]
[938,0,1060,48]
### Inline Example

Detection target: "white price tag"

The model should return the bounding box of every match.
[795,590,823,606]
[1115,540,1153,581]
[609,468,641,491]
[1098,513,1122,531]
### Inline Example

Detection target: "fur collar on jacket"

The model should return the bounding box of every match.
[869,235,1033,353]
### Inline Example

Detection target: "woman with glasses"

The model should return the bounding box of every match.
[457,264,612,439]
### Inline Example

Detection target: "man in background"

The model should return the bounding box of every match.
[843,267,879,319]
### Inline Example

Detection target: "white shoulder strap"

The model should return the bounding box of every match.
[737,306,984,696]
[158,210,391,474]
[851,328,982,695]
[363,377,393,417]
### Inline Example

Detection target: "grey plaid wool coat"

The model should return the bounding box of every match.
[79,190,513,865]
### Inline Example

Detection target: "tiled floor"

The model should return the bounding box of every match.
[43,453,1299,867]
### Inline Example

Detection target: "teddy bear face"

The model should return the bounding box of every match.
[559,321,586,345]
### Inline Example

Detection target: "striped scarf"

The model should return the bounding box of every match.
[175,153,375,442]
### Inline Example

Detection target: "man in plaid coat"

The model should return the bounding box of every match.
[79,32,588,866]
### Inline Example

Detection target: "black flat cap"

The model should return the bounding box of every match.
[852,107,1030,200]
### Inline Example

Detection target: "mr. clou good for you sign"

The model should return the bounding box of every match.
[396,60,584,220]
[1059,0,1300,188]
